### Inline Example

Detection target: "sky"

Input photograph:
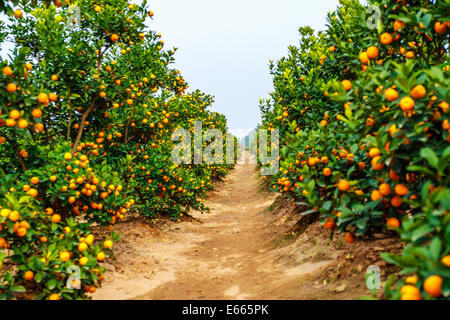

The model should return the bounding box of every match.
[147,0,341,138]
[1,0,343,139]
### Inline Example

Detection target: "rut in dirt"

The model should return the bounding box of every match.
[93,162,332,300]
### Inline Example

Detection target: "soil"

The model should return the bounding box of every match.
[93,162,402,300]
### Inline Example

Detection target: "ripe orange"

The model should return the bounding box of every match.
[111,33,119,42]
[385,88,399,101]
[400,285,421,300]
[79,257,88,266]
[37,93,49,104]
[341,80,352,91]
[24,271,34,281]
[368,147,380,158]
[434,22,447,34]
[6,83,17,92]
[337,179,349,192]
[380,32,393,45]
[359,52,369,64]
[17,227,27,237]
[8,210,20,222]
[379,183,391,196]
[371,156,385,170]
[31,177,39,185]
[78,242,88,252]
[9,109,21,120]
[14,9,23,18]
[17,119,29,129]
[395,184,408,196]
[51,214,61,223]
[97,252,106,261]
[32,108,43,118]
[410,85,426,99]
[371,190,383,201]
[3,66,13,76]
[27,188,38,197]
[104,240,113,249]
[391,196,403,208]
[423,275,442,297]
[366,46,379,59]
[64,153,72,160]
[441,255,450,267]
[386,217,400,230]
[59,251,70,262]
[345,233,355,244]
[324,218,335,230]
[48,293,60,300]
[51,74,58,81]
[323,168,332,177]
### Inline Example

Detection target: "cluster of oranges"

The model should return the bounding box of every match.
[259,1,449,299]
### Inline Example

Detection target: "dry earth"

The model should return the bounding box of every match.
[93,162,401,300]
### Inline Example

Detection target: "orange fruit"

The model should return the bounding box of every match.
[27,188,38,197]
[78,242,88,252]
[6,83,17,92]
[24,271,34,281]
[49,93,57,102]
[385,88,399,101]
[400,285,421,300]
[79,257,88,266]
[380,32,393,45]
[97,252,106,261]
[323,168,332,177]
[37,93,49,104]
[17,227,27,237]
[337,179,349,192]
[51,214,61,223]
[111,33,119,42]
[435,22,447,34]
[367,46,379,59]
[341,80,352,91]
[3,66,13,76]
[103,240,113,249]
[9,210,20,222]
[371,190,383,201]
[345,233,355,244]
[441,255,450,267]
[48,293,60,300]
[405,275,418,285]
[14,9,22,18]
[64,153,72,160]
[359,52,369,64]
[423,275,442,298]
[59,251,70,262]
[395,184,408,196]
[386,217,400,229]
[371,156,385,170]
[32,108,42,118]
[51,74,58,81]
[9,109,21,120]
[31,177,39,185]
[410,85,426,99]
[17,119,28,129]
[379,183,391,196]
[324,218,335,230]
[368,147,380,158]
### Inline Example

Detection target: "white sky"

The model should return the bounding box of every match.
[147,0,341,138]
[1,0,343,139]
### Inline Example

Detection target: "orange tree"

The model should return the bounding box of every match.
[258,0,449,299]
[0,0,232,299]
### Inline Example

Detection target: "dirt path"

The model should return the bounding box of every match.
[93,162,352,300]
